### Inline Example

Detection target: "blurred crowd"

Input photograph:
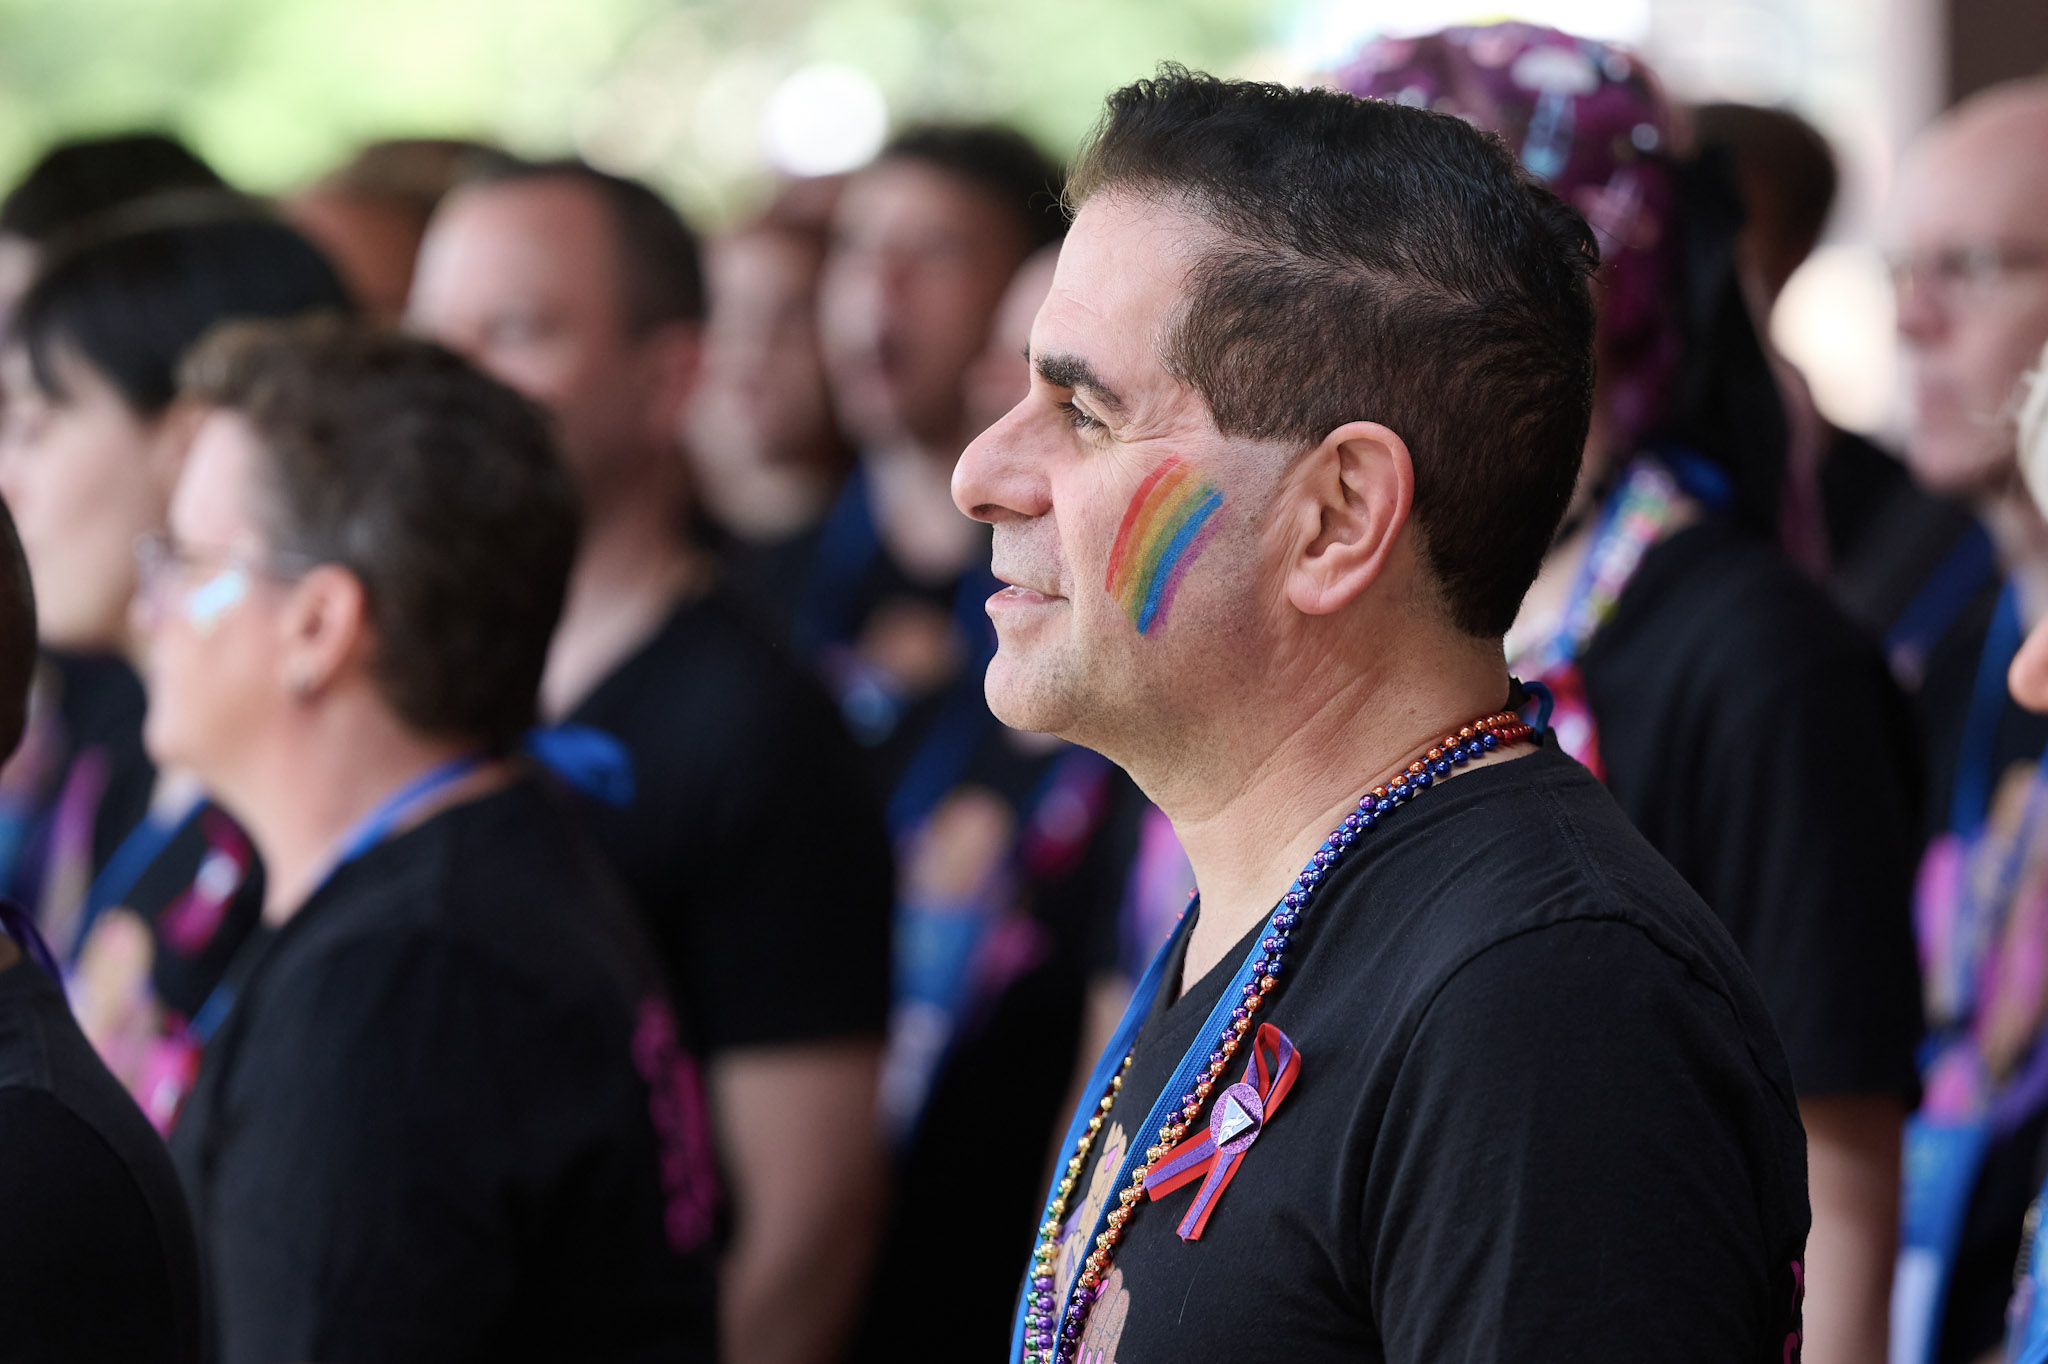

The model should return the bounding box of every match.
[0,18,2043,1364]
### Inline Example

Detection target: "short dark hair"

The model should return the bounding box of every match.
[13,211,354,416]
[472,158,706,331]
[179,318,579,751]
[1068,67,1598,638]
[879,124,1067,253]
[0,133,226,243]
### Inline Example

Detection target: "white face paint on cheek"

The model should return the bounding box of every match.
[182,568,249,636]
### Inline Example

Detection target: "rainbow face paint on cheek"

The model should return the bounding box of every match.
[1104,456,1224,636]
[182,568,248,635]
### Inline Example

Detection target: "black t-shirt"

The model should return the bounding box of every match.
[1047,742,1809,1363]
[565,586,892,1054]
[1578,517,1925,1100]
[170,776,718,1364]
[1821,429,1934,604]
[722,523,828,645]
[0,947,204,1363]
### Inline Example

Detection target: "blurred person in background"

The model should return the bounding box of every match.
[409,157,891,1364]
[688,205,857,635]
[1345,28,1923,1364]
[810,127,1148,1360]
[1693,101,1942,600]
[0,132,225,324]
[286,137,508,323]
[0,210,352,1129]
[1875,77,2048,1364]
[0,494,203,1363]
[155,317,717,1363]
[964,243,1059,437]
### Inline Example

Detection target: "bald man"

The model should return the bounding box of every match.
[1879,80,2048,1364]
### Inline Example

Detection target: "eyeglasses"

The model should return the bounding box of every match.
[133,532,317,629]
[1889,242,2048,309]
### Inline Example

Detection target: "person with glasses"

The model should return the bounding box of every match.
[1860,78,2048,1364]
[149,317,717,1363]
[0,209,352,1130]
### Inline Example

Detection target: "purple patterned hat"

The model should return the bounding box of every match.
[1336,23,1685,450]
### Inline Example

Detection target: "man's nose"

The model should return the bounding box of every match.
[953,400,1051,525]
[1894,272,1948,344]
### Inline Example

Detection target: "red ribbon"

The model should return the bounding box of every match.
[1143,1023,1300,1240]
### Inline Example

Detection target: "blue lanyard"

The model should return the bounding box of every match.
[790,465,883,659]
[790,464,1003,839]
[71,794,204,959]
[883,571,1003,839]
[184,754,485,1046]
[312,754,489,901]
[1884,521,1997,684]
[1010,897,1277,1360]
[1950,580,2026,837]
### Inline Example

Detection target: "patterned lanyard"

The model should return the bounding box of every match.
[1509,458,1689,776]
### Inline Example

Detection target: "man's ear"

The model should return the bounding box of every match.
[276,563,371,702]
[1282,420,1415,617]
[639,321,704,443]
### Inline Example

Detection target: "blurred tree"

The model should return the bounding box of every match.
[0,0,1273,221]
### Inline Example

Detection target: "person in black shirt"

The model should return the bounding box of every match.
[0,493,204,1364]
[1343,30,1917,1363]
[140,319,716,1361]
[408,162,890,1364]
[0,211,352,1128]
[951,69,1809,1361]
[686,207,859,637]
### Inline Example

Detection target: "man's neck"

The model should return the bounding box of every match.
[233,705,501,926]
[541,500,707,719]
[863,437,986,585]
[1145,633,1523,996]
[0,934,17,973]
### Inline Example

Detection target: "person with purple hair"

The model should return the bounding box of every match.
[1341,25,1921,1364]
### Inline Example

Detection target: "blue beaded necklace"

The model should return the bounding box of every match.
[1015,705,1535,1363]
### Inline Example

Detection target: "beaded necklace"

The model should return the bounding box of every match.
[1018,706,1535,1363]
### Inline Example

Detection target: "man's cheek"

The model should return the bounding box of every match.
[1103,455,1225,637]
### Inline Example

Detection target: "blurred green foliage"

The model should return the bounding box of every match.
[0,0,1281,221]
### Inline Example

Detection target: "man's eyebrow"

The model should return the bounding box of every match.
[1030,348,1126,413]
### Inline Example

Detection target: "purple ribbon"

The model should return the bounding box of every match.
[1145,1024,1300,1240]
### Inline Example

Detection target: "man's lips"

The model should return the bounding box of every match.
[989,574,1064,606]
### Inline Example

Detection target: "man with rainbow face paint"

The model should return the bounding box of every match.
[964,65,1807,1364]
[1343,28,1923,1364]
